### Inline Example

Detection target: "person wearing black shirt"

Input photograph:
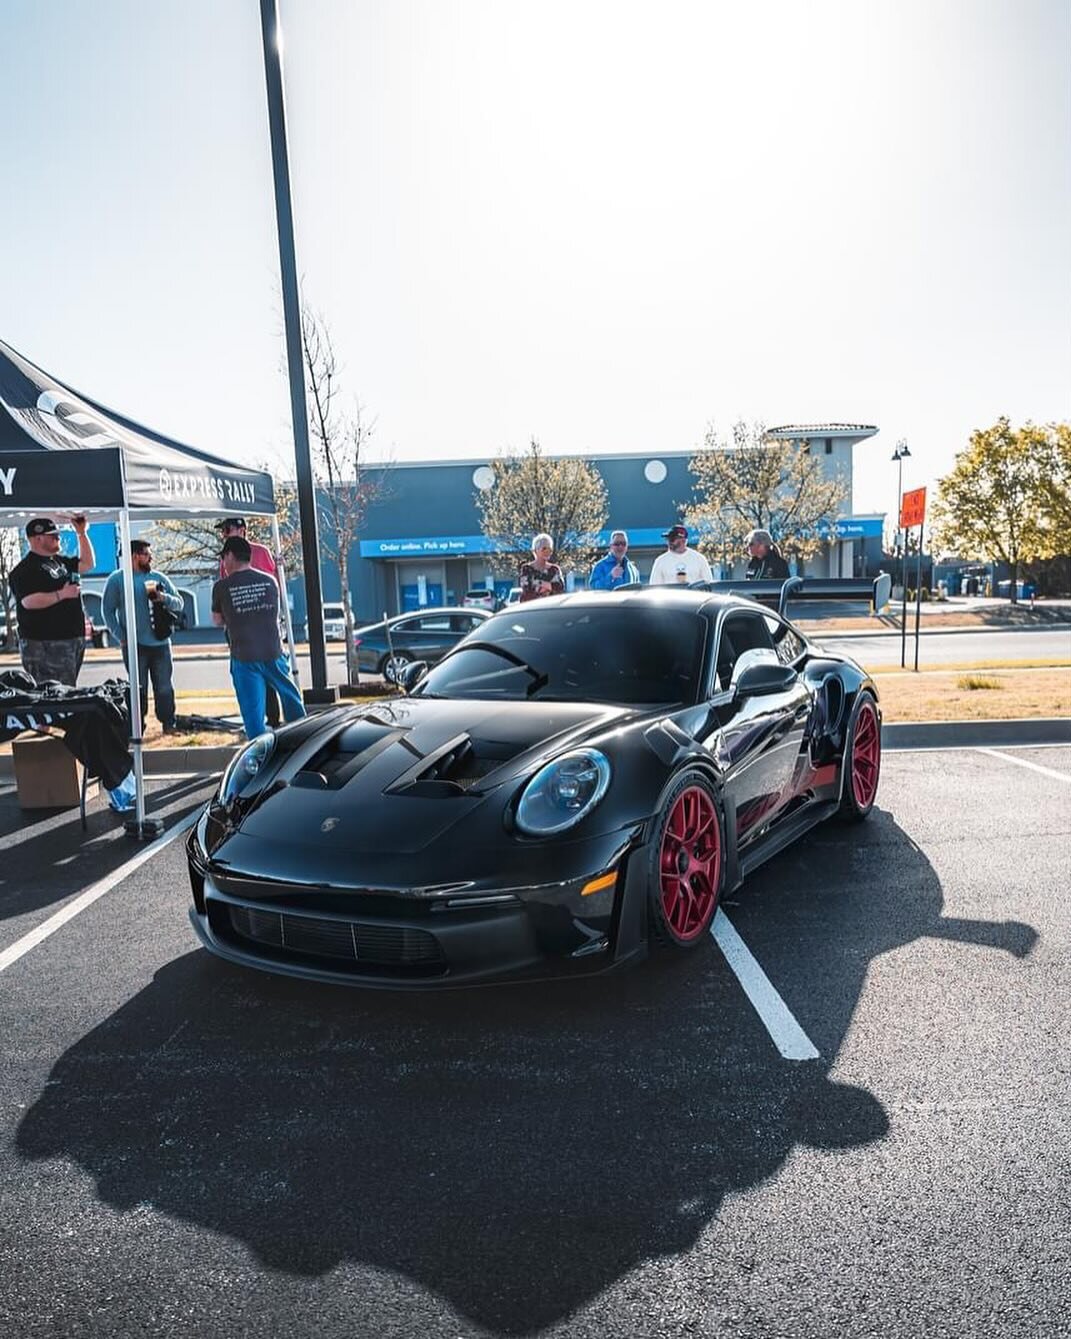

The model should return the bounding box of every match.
[212,536,306,739]
[744,528,790,581]
[9,515,96,685]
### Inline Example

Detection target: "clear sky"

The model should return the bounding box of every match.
[1,0,1068,524]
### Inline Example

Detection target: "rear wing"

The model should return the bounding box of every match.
[698,574,892,616]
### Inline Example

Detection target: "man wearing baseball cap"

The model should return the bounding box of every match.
[648,523,713,587]
[9,514,96,685]
[218,518,282,727]
[217,518,277,580]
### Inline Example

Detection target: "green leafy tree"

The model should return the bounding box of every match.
[930,418,1065,603]
[684,421,848,566]
[475,439,608,579]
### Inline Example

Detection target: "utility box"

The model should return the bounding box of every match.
[12,733,97,810]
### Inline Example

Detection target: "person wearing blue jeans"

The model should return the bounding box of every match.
[212,536,306,738]
[102,539,182,732]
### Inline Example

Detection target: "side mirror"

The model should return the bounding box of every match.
[398,660,429,694]
[734,661,798,699]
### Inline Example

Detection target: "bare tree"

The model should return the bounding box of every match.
[685,421,848,567]
[476,439,608,581]
[300,303,389,683]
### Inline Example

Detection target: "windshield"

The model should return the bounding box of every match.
[415,606,705,705]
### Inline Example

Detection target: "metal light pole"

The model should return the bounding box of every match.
[892,440,911,668]
[259,0,334,700]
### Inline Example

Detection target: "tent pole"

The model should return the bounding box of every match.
[118,507,161,839]
[272,513,299,679]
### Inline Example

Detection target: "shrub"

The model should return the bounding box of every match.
[957,674,1003,691]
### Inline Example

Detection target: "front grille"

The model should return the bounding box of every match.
[225,904,445,968]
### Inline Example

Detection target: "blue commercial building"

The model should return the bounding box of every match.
[315,423,887,626]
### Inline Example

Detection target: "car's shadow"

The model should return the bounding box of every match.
[16,809,1036,1335]
[0,777,213,922]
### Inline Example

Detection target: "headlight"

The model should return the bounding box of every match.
[218,732,276,805]
[515,749,611,836]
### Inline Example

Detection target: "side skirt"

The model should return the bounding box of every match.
[738,799,840,882]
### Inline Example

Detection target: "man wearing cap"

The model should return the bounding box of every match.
[648,524,713,587]
[744,529,790,580]
[218,518,277,581]
[589,530,639,591]
[212,536,306,739]
[9,515,95,685]
[218,518,282,727]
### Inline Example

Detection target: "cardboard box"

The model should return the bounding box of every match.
[12,733,99,809]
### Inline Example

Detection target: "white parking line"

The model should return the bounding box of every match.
[979,749,1071,783]
[0,810,199,975]
[711,908,820,1061]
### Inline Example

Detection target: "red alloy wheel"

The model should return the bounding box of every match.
[850,698,881,810]
[658,785,722,942]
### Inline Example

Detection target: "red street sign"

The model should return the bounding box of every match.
[900,486,927,529]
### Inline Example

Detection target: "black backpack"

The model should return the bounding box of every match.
[150,598,181,641]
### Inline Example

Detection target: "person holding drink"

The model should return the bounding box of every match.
[9,514,96,685]
[102,539,184,734]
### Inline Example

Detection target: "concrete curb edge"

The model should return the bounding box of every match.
[2,719,1068,781]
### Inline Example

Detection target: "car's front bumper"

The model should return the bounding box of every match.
[186,822,651,990]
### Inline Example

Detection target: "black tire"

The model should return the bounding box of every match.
[647,768,725,950]
[380,651,412,684]
[838,692,881,822]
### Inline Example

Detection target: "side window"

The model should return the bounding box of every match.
[451,614,482,632]
[415,616,452,632]
[763,614,807,666]
[716,613,775,689]
[394,618,421,635]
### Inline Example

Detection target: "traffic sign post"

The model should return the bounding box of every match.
[898,488,927,670]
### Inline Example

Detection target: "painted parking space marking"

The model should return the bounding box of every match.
[979,749,1071,783]
[712,908,820,1061]
[0,810,199,975]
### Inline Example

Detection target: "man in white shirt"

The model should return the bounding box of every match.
[648,524,714,586]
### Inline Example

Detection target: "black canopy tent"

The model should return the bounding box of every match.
[0,338,294,837]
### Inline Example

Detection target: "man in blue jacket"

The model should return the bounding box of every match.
[102,539,184,734]
[589,530,639,590]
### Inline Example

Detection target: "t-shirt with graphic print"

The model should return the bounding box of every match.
[211,568,282,663]
[9,553,83,639]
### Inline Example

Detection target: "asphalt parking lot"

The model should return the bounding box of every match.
[1,748,1068,1339]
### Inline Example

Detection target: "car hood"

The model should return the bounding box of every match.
[231,697,635,856]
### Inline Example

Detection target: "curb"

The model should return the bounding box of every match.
[815,622,1071,641]
[882,718,1071,750]
[3,720,1067,781]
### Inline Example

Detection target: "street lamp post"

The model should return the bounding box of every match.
[891,440,911,668]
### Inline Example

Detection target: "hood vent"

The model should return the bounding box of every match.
[387,733,518,797]
[294,722,410,791]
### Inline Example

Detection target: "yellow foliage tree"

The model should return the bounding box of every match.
[930,418,1067,603]
[476,440,608,579]
[684,421,848,566]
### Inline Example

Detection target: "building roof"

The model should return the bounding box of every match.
[767,423,878,439]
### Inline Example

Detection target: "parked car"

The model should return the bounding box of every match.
[462,588,498,612]
[505,586,522,605]
[353,607,491,682]
[322,603,347,642]
[187,583,882,990]
[84,614,110,649]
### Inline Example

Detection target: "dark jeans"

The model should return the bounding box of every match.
[19,637,85,687]
[123,641,176,730]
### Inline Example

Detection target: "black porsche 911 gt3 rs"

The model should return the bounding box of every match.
[187,584,882,988]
